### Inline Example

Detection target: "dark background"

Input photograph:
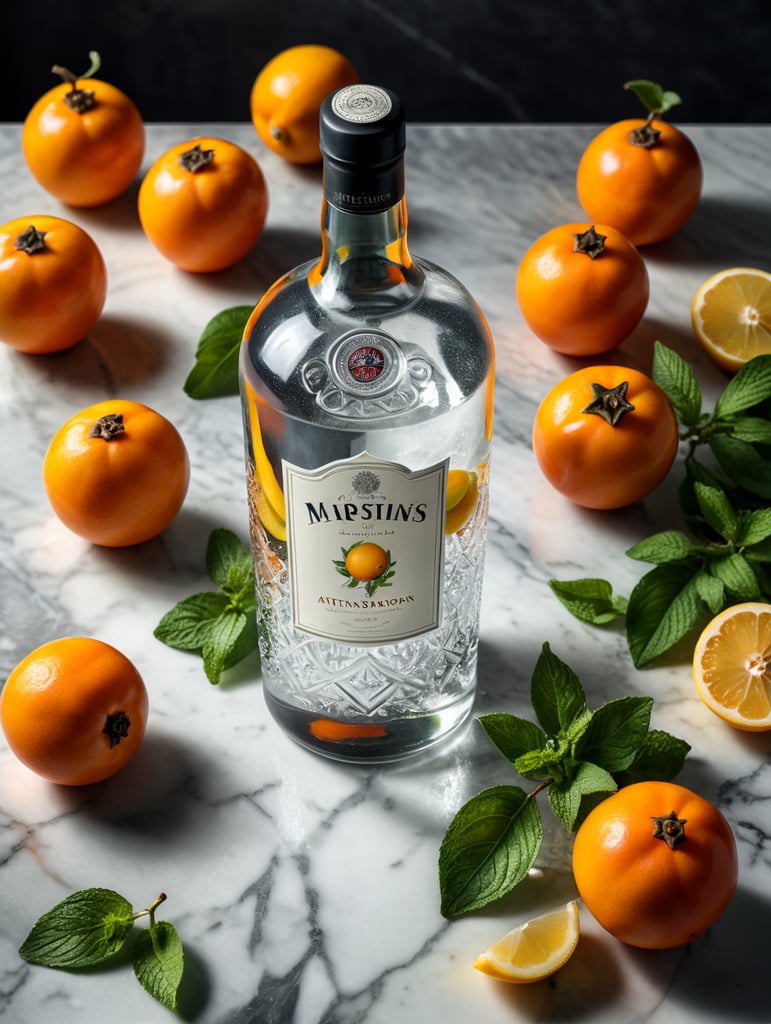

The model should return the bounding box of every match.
[2,0,770,124]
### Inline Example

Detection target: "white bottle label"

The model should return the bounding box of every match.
[284,451,448,644]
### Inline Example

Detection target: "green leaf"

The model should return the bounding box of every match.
[652,340,701,425]
[206,527,254,600]
[694,569,725,614]
[530,643,587,734]
[477,713,546,767]
[547,762,617,833]
[183,305,252,399]
[694,482,738,541]
[715,354,771,417]
[548,578,627,624]
[132,922,185,1012]
[710,552,761,600]
[736,507,771,547]
[155,529,260,682]
[19,889,134,968]
[711,433,771,499]
[727,415,771,446]
[626,563,704,667]
[514,745,563,781]
[438,785,543,918]
[202,608,249,684]
[623,80,682,116]
[154,592,230,651]
[626,530,694,565]
[574,696,652,772]
[614,730,691,786]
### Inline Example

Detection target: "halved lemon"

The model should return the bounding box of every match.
[692,602,771,731]
[691,267,771,372]
[473,900,579,984]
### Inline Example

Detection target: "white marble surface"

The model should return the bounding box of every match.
[1,121,769,1023]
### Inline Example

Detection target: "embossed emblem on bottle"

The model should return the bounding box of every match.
[300,329,434,417]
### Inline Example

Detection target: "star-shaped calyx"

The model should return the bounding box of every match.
[582,381,635,426]
[572,225,607,260]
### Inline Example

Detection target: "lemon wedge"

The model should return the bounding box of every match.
[691,267,771,372]
[692,602,771,731]
[473,900,579,984]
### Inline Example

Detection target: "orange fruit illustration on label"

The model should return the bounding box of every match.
[344,542,389,582]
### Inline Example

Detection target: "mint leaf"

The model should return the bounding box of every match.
[623,80,682,117]
[530,642,587,734]
[626,530,694,565]
[575,696,653,772]
[711,434,771,499]
[615,730,691,786]
[154,592,230,651]
[513,746,563,781]
[477,713,546,767]
[548,578,627,624]
[132,922,184,1011]
[736,507,771,547]
[207,527,254,601]
[184,305,252,399]
[202,608,249,684]
[652,339,701,425]
[694,569,725,613]
[438,786,543,917]
[727,416,771,446]
[155,529,259,683]
[547,762,617,832]
[19,889,134,968]
[694,482,738,541]
[710,552,761,599]
[626,564,703,667]
[715,354,771,417]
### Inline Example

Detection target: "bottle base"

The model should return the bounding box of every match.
[263,689,475,764]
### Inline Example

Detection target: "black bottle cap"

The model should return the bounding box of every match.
[319,85,406,213]
[320,85,405,165]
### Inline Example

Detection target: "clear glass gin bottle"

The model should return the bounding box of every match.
[239,84,495,762]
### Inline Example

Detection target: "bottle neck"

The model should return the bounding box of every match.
[308,159,424,310]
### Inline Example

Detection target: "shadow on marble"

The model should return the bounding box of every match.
[50,728,204,826]
[636,885,771,1020]
[67,183,144,235]
[11,314,175,392]
[637,198,771,273]
[175,943,213,1022]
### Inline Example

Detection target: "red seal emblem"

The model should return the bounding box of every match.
[348,346,385,383]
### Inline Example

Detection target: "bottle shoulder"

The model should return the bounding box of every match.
[241,252,494,426]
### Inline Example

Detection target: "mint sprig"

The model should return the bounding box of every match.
[183,306,252,399]
[438,643,689,917]
[19,889,183,1011]
[551,343,771,667]
[154,528,258,683]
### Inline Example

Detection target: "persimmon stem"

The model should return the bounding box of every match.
[51,52,100,112]
[651,810,687,848]
[582,381,635,426]
[88,414,126,440]
[15,226,47,255]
